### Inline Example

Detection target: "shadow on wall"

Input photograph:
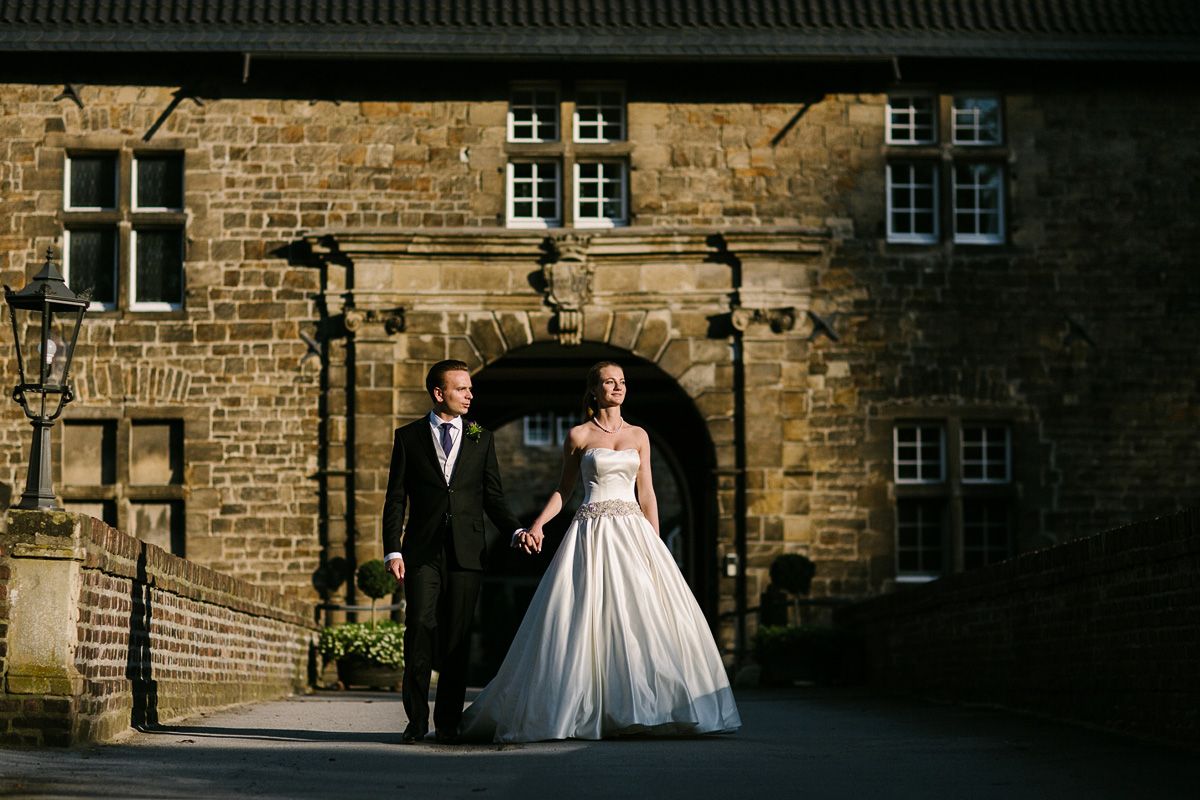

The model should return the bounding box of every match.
[127,546,158,729]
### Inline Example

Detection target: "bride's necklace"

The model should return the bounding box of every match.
[591,417,623,434]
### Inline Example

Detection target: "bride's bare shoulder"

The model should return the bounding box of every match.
[563,423,594,454]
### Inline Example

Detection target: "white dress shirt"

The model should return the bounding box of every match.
[385,413,523,565]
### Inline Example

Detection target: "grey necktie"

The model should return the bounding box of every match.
[440,422,453,457]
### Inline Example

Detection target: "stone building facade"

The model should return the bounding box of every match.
[1,5,1198,661]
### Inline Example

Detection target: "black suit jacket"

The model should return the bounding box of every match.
[381,417,522,571]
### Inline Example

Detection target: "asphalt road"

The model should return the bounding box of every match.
[2,688,1197,799]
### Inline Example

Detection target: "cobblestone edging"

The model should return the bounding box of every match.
[0,511,316,746]
[836,508,1200,748]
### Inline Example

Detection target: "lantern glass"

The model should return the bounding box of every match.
[11,304,77,389]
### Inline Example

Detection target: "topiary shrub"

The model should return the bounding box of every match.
[769,553,816,624]
[355,559,395,627]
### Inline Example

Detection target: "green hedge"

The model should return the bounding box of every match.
[754,625,864,686]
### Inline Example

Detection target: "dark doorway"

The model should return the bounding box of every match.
[466,342,718,683]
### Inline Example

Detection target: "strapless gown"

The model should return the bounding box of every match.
[459,447,741,742]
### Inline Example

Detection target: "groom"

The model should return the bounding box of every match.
[382,360,527,744]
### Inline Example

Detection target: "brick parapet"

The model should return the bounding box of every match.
[0,511,316,746]
[836,508,1200,747]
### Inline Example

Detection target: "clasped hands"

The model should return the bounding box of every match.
[513,528,544,555]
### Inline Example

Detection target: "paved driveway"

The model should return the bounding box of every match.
[1,689,1197,799]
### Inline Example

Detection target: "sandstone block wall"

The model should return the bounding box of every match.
[0,62,1196,641]
[836,508,1200,747]
[0,510,315,746]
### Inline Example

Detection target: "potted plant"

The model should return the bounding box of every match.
[317,559,404,690]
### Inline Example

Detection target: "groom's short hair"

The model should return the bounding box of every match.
[426,359,471,397]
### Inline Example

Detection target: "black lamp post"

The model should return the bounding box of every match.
[4,249,89,511]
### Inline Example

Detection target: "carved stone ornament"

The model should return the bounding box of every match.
[731,306,797,334]
[541,234,594,346]
[343,307,405,336]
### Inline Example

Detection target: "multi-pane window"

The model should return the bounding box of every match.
[886,95,936,144]
[505,81,629,229]
[131,229,184,310]
[961,424,1011,483]
[506,162,561,228]
[894,424,945,483]
[892,419,1014,581]
[59,416,187,556]
[952,163,1005,244]
[555,416,574,446]
[896,499,944,579]
[574,86,626,142]
[963,499,1010,570]
[64,154,118,210]
[522,413,577,447]
[63,150,186,311]
[508,86,559,143]
[64,228,118,309]
[952,96,1003,145]
[886,163,939,244]
[885,93,1006,245]
[574,162,628,227]
[523,413,555,446]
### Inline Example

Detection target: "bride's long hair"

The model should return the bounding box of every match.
[581,360,622,420]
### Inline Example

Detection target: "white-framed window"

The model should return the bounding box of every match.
[64,153,118,211]
[894,424,945,484]
[952,95,1003,145]
[953,163,1005,244]
[508,85,559,143]
[574,161,628,228]
[132,153,184,211]
[892,417,1016,581]
[962,499,1010,570]
[884,92,1007,247]
[574,85,625,142]
[886,94,936,145]
[896,499,945,581]
[556,415,574,445]
[523,413,555,447]
[63,148,186,311]
[63,227,118,311]
[506,161,561,228]
[961,424,1011,483]
[130,229,184,311]
[886,162,939,244]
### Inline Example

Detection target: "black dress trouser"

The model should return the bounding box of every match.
[401,541,482,736]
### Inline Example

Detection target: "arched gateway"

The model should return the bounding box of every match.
[307,228,827,661]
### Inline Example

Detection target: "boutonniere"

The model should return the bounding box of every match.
[464,420,484,443]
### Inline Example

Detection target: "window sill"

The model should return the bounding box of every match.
[81,308,189,321]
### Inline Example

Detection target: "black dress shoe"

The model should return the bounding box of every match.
[433,728,460,745]
[400,726,427,744]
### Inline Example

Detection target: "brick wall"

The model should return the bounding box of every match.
[836,508,1200,747]
[0,511,315,746]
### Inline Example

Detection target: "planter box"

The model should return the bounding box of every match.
[335,656,403,691]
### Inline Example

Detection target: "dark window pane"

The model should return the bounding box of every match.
[67,228,117,304]
[136,154,183,209]
[135,229,183,305]
[69,155,117,208]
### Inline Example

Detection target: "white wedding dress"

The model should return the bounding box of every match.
[459,447,741,742]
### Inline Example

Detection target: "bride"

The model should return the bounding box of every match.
[459,361,741,742]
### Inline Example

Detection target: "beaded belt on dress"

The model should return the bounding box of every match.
[573,499,643,521]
